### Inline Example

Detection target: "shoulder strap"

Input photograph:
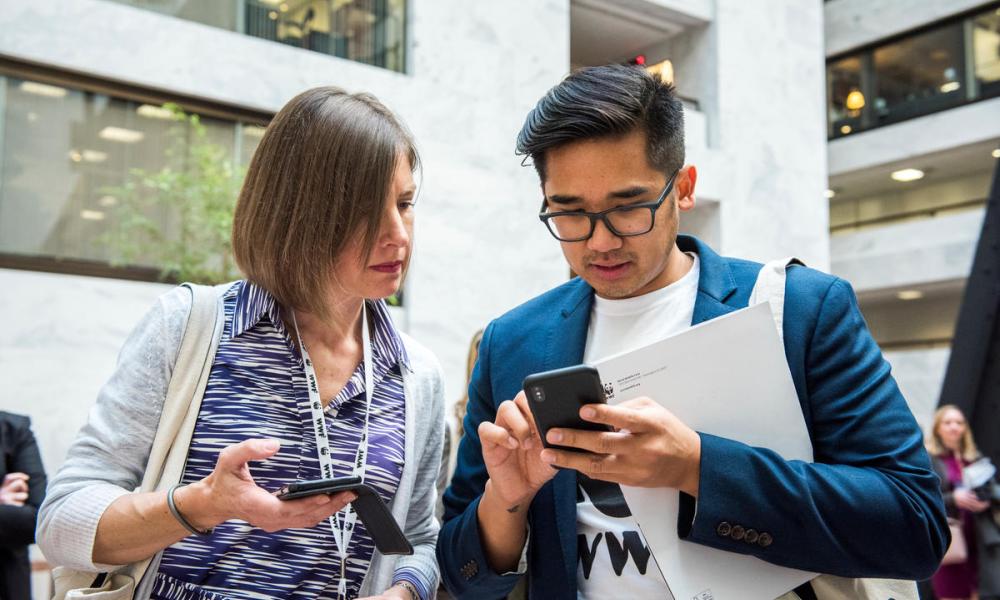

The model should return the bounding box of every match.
[139,283,224,493]
[749,257,804,349]
[129,283,225,593]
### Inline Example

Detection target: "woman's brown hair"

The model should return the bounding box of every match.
[926,404,980,462]
[232,86,418,319]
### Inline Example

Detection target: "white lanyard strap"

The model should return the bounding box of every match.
[293,302,375,599]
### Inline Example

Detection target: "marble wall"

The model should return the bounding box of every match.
[831,208,984,293]
[0,270,173,481]
[828,98,1000,177]
[884,347,952,435]
[710,0,829,268]
[644,0,829,269]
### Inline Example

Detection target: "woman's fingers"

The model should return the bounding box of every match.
[245,487,359,532]
[216,439,281,473]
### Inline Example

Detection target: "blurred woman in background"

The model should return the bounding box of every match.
[926,404,1000,600]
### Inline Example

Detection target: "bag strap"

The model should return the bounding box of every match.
[139,283,224,492]
[749,257,804,349]
[749,263,920,600]
[129,283,225,591]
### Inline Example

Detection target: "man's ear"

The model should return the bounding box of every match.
[677,165,697,212]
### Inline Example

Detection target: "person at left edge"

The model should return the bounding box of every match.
[36,87,444,600]
[1,411,46,600]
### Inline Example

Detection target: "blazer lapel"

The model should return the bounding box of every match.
[677,235,741,325]
[543,278,593,593]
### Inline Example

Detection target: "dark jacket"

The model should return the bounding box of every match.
[932,454,1000,598]
[0,411,46,600]
[438,236,949,599]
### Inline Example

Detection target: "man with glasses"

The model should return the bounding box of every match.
[437,65,948,599]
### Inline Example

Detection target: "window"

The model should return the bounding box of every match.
[827,55,865,138]
[973,8,1000,99]
[0,73,264,281]
[872,23,965,126]
[826,5,1000,139]
[106,0,407,73]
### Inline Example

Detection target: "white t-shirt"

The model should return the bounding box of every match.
[576,253,700,600]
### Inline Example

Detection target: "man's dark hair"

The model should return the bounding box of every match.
[516,64,685,181]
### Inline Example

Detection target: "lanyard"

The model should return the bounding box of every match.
[293,302,374,600]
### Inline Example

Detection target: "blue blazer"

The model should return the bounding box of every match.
[437,236,949,599]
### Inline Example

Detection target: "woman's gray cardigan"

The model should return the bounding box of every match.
[36,286,444,598]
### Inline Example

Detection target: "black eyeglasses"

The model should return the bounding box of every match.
[538,170,679,242]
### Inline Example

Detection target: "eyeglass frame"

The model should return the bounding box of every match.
[537,169,680,242]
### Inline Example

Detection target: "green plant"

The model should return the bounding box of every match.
[100,104,244,284]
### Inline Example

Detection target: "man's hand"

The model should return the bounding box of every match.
[954,488,991,513]
[538,396,702,496]
[0,472,29,506]
[478,391,557,509]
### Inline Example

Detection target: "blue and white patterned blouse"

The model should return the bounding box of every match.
[149,281,426,600]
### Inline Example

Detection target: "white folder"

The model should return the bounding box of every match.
[592,302,816,600]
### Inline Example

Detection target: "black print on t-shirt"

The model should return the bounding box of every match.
[577,475,653,579]
[578,531,653,578]
[577,474,631,518]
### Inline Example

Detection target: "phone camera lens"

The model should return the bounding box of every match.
[533,387,545,402]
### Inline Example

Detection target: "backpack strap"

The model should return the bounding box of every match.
[749,257,805,350]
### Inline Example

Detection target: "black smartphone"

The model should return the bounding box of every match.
[276,476,413,555]
[275,475,363,500]
[523,364,612,453]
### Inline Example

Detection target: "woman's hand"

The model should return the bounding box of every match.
[179,438,356,532]
[0,472,29,506]
[478,391,557,509]
[954,488,991,513]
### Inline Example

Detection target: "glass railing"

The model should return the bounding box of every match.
[105,0,406,73]
[829,197,987,234]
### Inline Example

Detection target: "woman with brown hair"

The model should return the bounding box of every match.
[37,87,444,600]
[926,404,1000,600]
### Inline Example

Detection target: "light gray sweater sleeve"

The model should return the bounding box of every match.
[392,338,446,596]
[36,286,192,571]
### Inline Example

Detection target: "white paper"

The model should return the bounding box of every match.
[963,458,997,489]
[592,302,816,600]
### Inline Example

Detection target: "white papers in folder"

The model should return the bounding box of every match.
[591,302,816,600]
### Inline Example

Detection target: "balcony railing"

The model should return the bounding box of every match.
[106,0,407,73]
[830,197,987,233]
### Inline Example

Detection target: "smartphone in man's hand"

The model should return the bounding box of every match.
[523,364,612,453]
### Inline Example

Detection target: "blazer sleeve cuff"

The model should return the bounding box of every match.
[680,433,774,557]
[437,495,525,598]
